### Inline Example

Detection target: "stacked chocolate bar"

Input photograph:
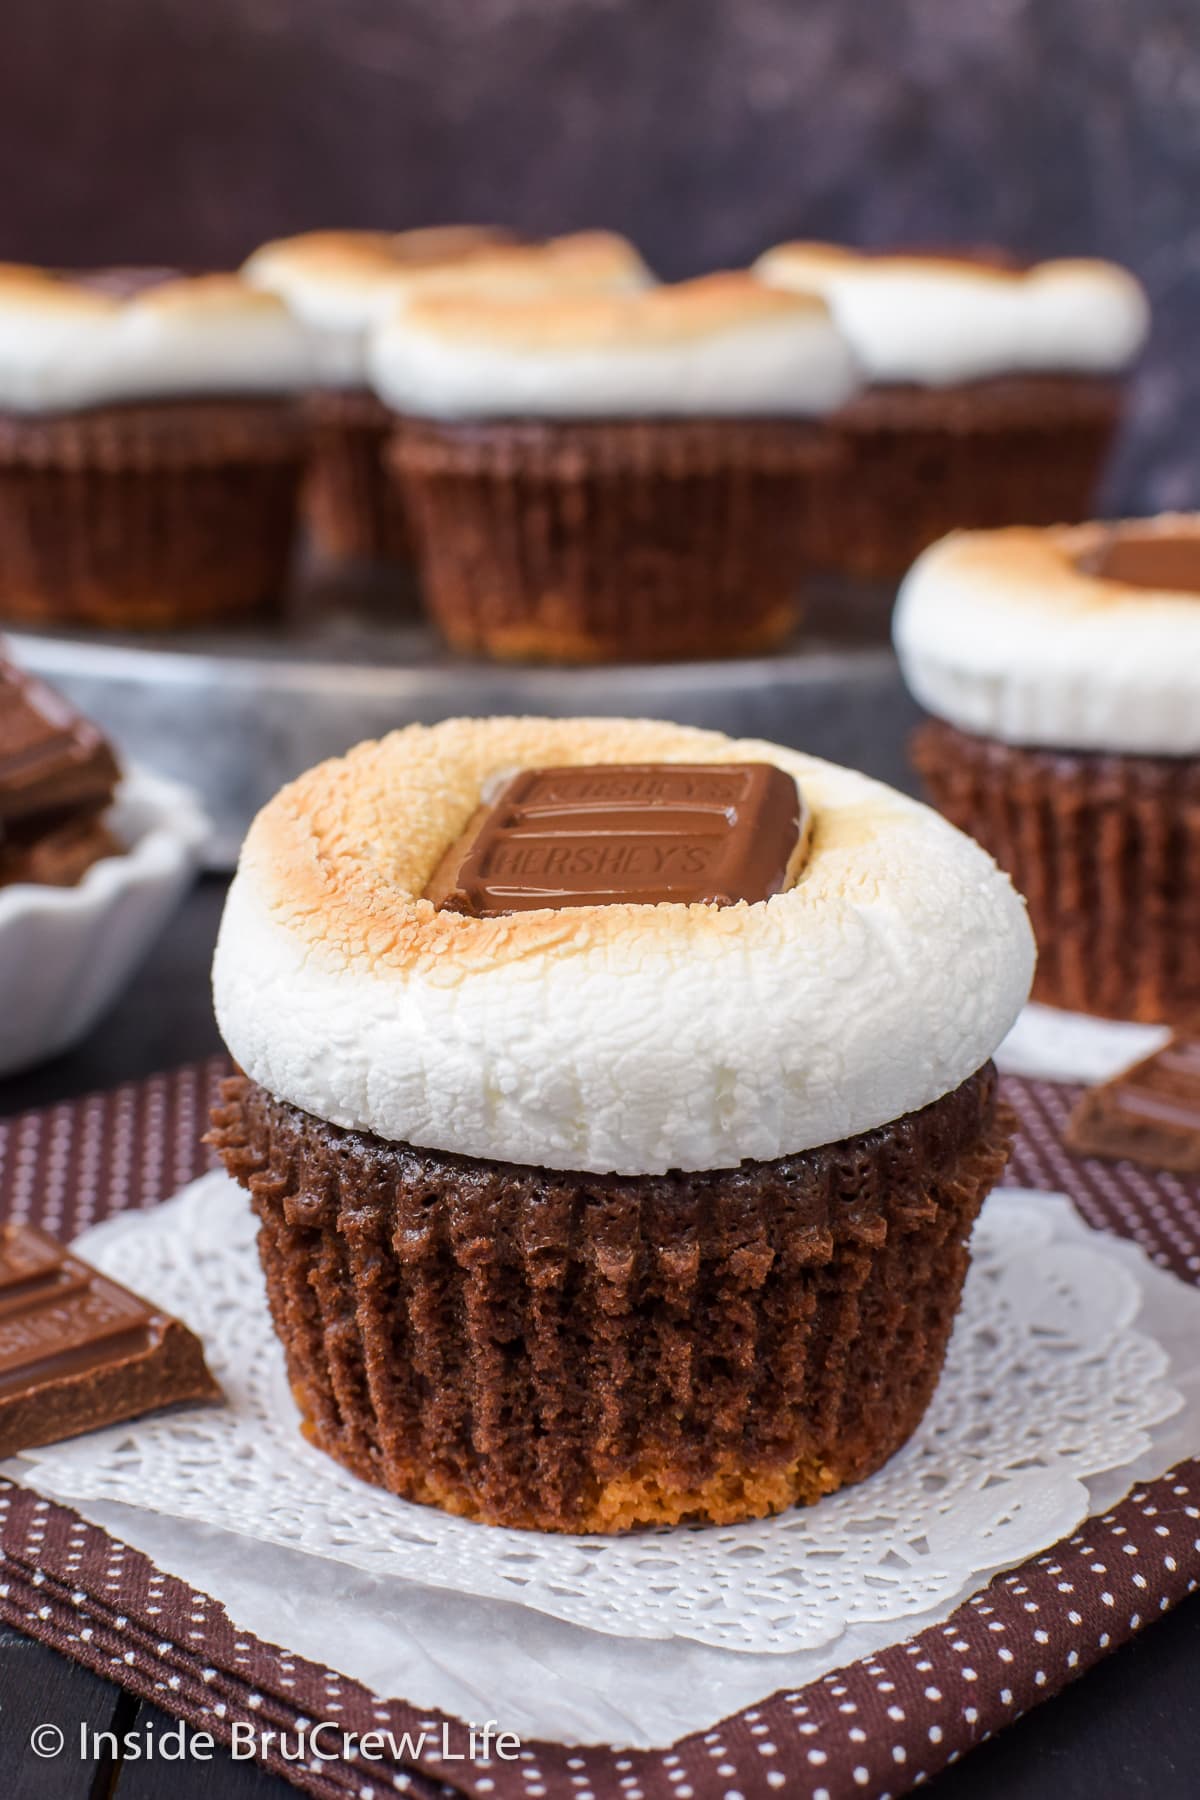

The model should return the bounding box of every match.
[0,658,121,887]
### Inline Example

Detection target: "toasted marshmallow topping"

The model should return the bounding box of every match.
[244,229,653,385]
[753,244,1149,386]
[894,516,1200,756]
[249,225,518,290]
[212,716,1033,1175]
[366,274,860,418]
[0,266,318,413]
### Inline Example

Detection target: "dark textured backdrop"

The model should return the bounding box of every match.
[0,0,1196,510]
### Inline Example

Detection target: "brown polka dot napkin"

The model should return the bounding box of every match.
[0,1059,1198,1800]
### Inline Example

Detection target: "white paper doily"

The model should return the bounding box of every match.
[20,1172,1182,1657]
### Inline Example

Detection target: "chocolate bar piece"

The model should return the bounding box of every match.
[1065,1035,1200,1175]
[0,1222,221,1457]
[0,660,120,826]
[425,762,807,915]
[1082,530,1200,596]
[0,809,122,889]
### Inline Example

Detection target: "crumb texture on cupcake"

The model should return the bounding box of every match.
[367,273,860,418]
[895,516,1200,756]
[0,265,318,412]
[213,716,1033,1174]
[754,244,1149,385]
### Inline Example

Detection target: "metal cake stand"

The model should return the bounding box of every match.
[6,568,920,870]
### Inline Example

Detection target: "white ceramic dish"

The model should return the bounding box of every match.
[0,767,209,1076]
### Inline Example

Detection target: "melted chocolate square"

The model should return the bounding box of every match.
[425,762,806,915]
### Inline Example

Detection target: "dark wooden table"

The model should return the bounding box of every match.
[1,875,1197,1799]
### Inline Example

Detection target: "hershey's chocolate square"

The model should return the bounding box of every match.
[425,762,806,915]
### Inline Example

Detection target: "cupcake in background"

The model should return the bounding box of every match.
[243,229,651,566]
[895,514,1200,1025]
[754,244,1149,582]
[243,225,519,564]
[367,274,860,662]
[0,266,316,629]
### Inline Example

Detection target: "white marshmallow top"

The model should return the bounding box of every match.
[894,516,1200,757]
[244,230,653,387]
[753,245,1149,386]
[0,267,319,413]
[366,274,861,419]
[212,716,1034,1176]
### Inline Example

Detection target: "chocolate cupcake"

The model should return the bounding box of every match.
[243,230,650,567]
[896,515,1200,1025]
[209,716,1032,1532]
[754,245,1149,581]
[0,265,317,630]
[367,276,860,662]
